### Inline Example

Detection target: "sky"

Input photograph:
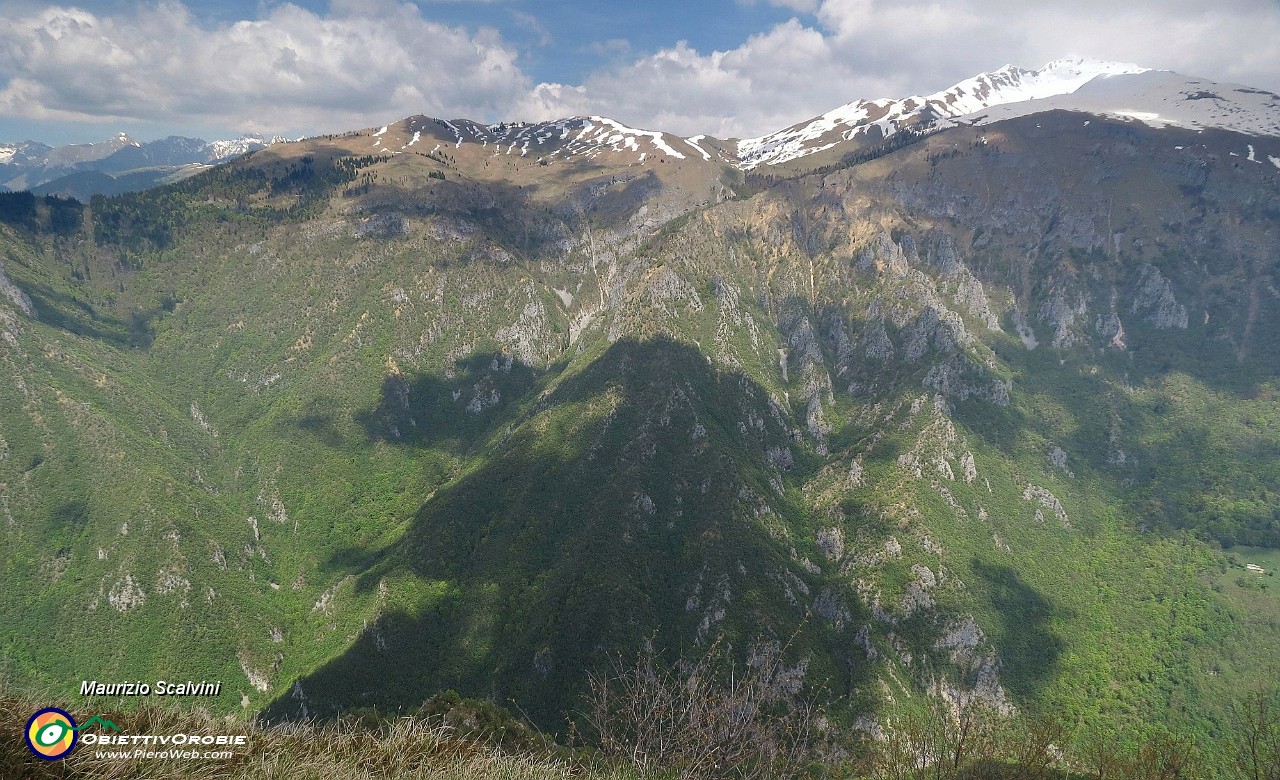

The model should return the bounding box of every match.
[1,0,1279,146]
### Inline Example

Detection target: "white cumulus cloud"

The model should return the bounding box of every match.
[518,0,1280,138]
[0,1,530,135]
[1,0,1277,141]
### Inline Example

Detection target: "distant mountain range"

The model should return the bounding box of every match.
[8,57,1278,204]
[339,58,1280,180]
[0,132,286,200]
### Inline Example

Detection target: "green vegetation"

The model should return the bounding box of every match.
[1,113,1278,779]
[0,191,83,235]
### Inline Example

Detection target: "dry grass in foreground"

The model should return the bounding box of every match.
[0,689,635,780]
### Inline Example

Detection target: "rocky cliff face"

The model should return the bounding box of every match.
[0,99,1277,748]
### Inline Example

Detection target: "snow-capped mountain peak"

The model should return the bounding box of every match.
[937,58,1148,112]
[0,141,54,168]
[205,135,282,161]
[963,70,1280,138]
[737,58,1150,169]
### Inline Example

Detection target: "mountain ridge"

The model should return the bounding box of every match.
[309,58,1280,179]
[735,57,1150,168]
[6,58,1279,199]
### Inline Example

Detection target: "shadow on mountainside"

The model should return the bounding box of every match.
[338,159,670,264]
[970,559,1066,702]
[355,351,539,456]
[17,275,153,348]
[264,337,881,730]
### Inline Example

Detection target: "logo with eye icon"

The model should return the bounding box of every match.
[25,707,79,760]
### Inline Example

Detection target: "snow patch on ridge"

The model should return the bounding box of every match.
[442,120,464,147]
[586,116,686,159]
[737,58,1148,169]
[967,71,1280,138]
[684,134,712,160]
[404,115,690,166]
